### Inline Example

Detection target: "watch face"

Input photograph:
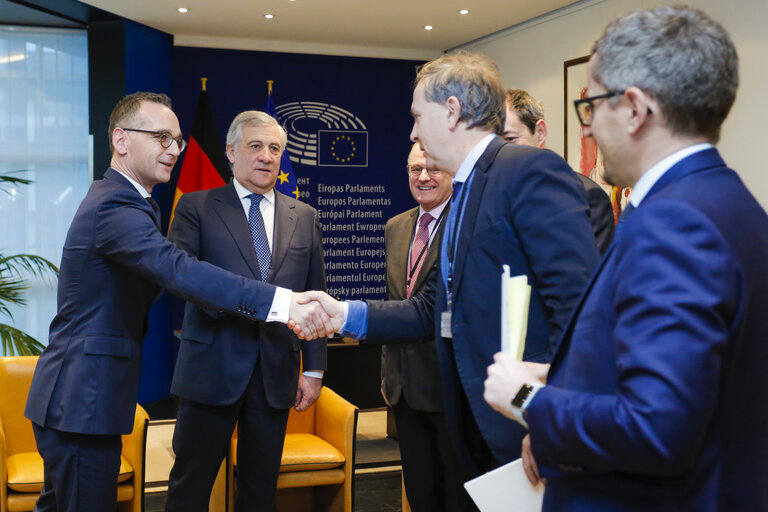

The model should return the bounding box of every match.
[512,383,534,408]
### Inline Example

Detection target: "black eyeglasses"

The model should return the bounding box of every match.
[121,128,187,152]
[573,90,624,127]
[407,165,441,176]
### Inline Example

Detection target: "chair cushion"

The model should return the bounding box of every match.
[6,452,134,492]
[233,433,345,473]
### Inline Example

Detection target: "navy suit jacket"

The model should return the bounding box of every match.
[576,173,615,255]
[168,182,326,408]
[381,205,447,412]
[25,169,276,435]
[528,148,768,511]
[365,136,600,469]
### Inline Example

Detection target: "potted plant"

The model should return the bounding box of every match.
[1,172,59,356]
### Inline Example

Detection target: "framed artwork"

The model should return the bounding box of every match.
[563,56,630,220]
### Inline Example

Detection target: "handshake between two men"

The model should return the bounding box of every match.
[289,291,344,340]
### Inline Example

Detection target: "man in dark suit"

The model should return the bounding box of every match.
[295,52,600,483]
[503,88,615,254]
[484,6,768,511]
[24,93,327,512]
[382,143,465,512]
[164,110,326,512]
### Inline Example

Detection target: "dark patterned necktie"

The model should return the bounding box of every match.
[146,196,161,227]
[407,212,434,298]
[246,193,271,281]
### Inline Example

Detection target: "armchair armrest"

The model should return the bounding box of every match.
[120,404,149,512]
[1,415,7,511]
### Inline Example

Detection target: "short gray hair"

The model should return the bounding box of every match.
[415,51,505,134]
[226,110,287,150]
[592,5,738,143]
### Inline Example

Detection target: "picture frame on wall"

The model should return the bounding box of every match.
[563,55,630,220]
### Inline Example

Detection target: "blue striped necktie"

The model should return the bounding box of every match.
[247,193,271,281]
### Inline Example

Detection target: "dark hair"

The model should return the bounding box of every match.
[108,92,173,153]
[505,88,544,134]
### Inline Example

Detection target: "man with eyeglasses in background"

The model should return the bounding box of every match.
[503,88,615,254]
[484,6,768,511]
[380,143,467,512]
[164,110,327,512]
[24,93,329,512]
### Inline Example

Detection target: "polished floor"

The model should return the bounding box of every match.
[142,408,403,511]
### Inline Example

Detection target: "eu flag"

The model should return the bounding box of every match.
[318,130,368,167]
[264,83,300,199]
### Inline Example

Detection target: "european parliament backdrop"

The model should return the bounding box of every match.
[172,47,425,301]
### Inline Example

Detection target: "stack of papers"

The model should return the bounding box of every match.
[501,265,532,359]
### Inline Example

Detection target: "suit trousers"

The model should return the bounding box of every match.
[393,397,477,512]
[32,423,122,512]
[165,359,290,512]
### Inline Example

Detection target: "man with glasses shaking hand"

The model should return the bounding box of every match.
[25,92,330,512]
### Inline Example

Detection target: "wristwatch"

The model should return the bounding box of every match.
[510,382,543,426]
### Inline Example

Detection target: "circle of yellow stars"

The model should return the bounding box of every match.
[330,135,356,163]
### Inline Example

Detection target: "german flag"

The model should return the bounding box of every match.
[169,86,230,227]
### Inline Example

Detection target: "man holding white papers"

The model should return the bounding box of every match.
[484,6,768,511]
[294,52,600,483]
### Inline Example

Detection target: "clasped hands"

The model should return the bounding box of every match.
[288,291,344,340]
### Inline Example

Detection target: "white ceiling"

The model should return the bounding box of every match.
[79,0,579,59]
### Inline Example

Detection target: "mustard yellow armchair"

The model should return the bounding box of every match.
[0,356,149,512]
[214,386,357,512]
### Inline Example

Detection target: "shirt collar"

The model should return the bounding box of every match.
[233,177,275,205]
[453,133,496,184]
[419,197,450,220]
[630,143,713,206]
[111,167,150,198]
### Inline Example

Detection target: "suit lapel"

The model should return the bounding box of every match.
[270,192,297,283]
[390,208,418,299]
[412,204,449,292]
[451,136,504,302]
[211,183,263,280]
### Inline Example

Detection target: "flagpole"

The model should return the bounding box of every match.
[201,77,208,92]
[267,79,273,96]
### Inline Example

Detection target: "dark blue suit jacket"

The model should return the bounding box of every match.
[168,182,326,408]
[528,148,768,511]
[25,169,276,435]
[366,136,600,470]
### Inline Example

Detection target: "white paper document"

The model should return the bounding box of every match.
[464,458,544,512]
[501,265,532,359]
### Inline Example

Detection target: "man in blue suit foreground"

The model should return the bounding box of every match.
[24,92,329,512]
[294,52,601,496]
[484,6,768,511]
[164,111,327,512]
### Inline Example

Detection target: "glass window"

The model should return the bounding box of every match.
[0,26,90,350]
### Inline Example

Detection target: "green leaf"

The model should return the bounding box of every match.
[0,253,59,278]
[0,324,45,356]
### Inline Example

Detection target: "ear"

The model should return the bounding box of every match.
[445,96,462,131]
[112,128,129,156]
[534,119,548,148]
[226,144,236,164]
[624,87,653,135]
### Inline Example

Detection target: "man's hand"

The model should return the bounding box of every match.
[294,374,322,411]
[521,434,544,487]
[289,291,333,340]
[288,291,344,340]
[484,352,549,421]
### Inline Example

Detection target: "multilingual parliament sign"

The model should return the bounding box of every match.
[172,47,421,302]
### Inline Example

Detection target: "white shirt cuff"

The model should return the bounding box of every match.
[303,370,324,379]
[267,286,292,323]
